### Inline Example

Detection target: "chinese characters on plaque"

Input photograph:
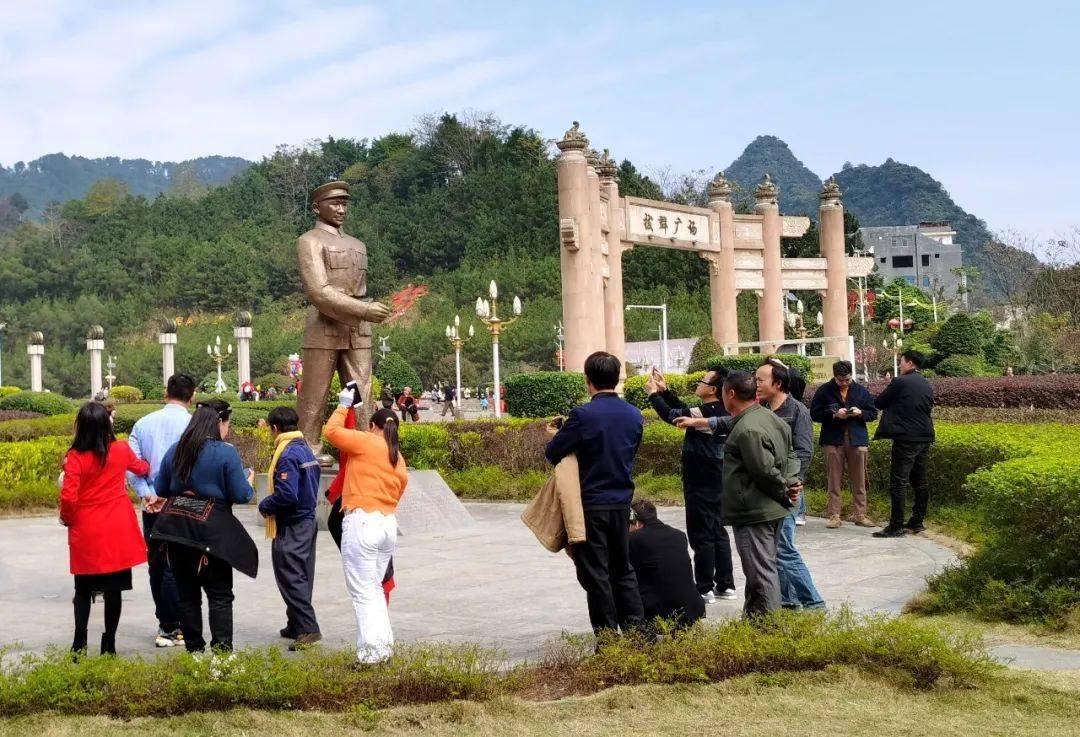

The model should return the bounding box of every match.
[626,203,711,246]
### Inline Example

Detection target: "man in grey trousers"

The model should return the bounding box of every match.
[677,372,802,617]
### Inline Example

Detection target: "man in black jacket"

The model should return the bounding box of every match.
[647,367,736,603]
[808,360,878,529]
[628,498,706,629]
[872,350,935,537]
[545,351,645,634]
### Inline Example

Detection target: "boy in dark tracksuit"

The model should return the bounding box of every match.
[259,407,322,649]
[647,367,736,602]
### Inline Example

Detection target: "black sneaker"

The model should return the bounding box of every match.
[904,522,926,534]
[872,526,906,538]
[280,627,298,640]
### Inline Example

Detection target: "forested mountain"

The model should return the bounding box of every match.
[724,135,823,216]
[0,116,1034,395]
[831,159,1039,297]
[0,117,715,396]
[0,154,250,218]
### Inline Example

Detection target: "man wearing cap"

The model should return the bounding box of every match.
[297,181,392,460]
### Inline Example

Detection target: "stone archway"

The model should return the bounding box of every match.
[554,122,873,371]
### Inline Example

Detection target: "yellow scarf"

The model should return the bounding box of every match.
[264,430,307,540]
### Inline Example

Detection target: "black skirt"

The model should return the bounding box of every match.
[74,569,133,596]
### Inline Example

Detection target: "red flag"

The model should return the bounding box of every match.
[325,406,356,504]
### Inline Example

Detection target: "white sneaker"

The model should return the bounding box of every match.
[155,631,175,648]
[795,516,807,526]
[701,590,716,604]
[716,588,738,600]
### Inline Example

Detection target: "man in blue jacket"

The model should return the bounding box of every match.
[259,406,322,649]
[545,351,644,635]
[809,360,878,529]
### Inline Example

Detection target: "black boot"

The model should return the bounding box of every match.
[71,630,88,655]
[100,632,116,656]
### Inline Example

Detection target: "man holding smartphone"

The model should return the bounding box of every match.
[809,360,878,529]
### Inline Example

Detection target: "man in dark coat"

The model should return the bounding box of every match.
[628,498,705,629]
[809,360,878,528]
[545,351,645,635]
[873,350,935,537]
[647,367,736,603]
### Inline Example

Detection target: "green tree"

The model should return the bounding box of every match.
[932,313,983,357]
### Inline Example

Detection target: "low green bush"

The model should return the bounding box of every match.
[107,385,143,403]
[0,391,74,416]
[704,353,814,382]
[503,372,587,417]
[0,437,70,486]
[254,373,295,391]
[0,610,993,718]
[935,353,989,377]
[0,414,75,441]
[623,372,704,410]
[0,386,22,399]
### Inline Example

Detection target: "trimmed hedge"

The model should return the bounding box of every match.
[935,354,989,378]
[0,387,22,399]
[704,353,814,382]
[0,391,74,416]
[107,385,144,403]
[805,374,1080,410]
[623,372,704,410]
[504,372,587,417]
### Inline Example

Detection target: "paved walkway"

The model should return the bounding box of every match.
[0,503,971,664]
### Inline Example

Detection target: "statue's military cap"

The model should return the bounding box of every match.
[310,180,351,204]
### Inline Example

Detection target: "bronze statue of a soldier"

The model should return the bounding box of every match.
[296,181,391,461]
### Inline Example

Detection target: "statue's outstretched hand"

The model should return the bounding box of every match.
[365,302,392,323]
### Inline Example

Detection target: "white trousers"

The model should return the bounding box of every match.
[340,509,397,663]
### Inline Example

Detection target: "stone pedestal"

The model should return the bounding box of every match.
[159,332,176,386]
[252,468,474,534]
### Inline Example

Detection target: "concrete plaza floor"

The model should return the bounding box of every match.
[0,503,961,663]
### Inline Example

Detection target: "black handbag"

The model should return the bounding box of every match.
[150,493,259,578]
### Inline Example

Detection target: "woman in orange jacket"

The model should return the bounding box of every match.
[323,390,408,663]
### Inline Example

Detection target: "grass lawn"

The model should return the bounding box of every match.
[2,667,1077,737]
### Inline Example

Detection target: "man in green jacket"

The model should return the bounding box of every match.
[677,371,802,617]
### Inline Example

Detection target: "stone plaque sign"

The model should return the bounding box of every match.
[625,202,711,247]
[782,215,812,238]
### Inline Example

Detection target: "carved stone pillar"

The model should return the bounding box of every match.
[598,150,627,368]
[27,332,44,392]
[755,174,784,353]
[819,176,850,357]
[234,310,253,387]
[86,325,104,398]
[159,319,177,387]
[585,147,608,354]
[704,172,739,349]
[555,122,594,373]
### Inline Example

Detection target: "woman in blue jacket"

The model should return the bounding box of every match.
[155,400,254,652]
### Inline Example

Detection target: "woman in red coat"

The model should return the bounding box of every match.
[60,401,151,655]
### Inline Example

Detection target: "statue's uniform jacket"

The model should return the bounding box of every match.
[296,220,377,449]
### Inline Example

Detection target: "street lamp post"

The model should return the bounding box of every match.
[475,280,521,419]
[625,303,668,373]
[555,321,565,372]
[884,333,903,377]
[445,314,474,418]
[206,335,233,394]
[105,355,117,393]
[378,336,391,362]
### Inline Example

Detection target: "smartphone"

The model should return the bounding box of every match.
[344,380,362,407]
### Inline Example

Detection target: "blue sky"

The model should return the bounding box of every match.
[2,0,1076,244]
